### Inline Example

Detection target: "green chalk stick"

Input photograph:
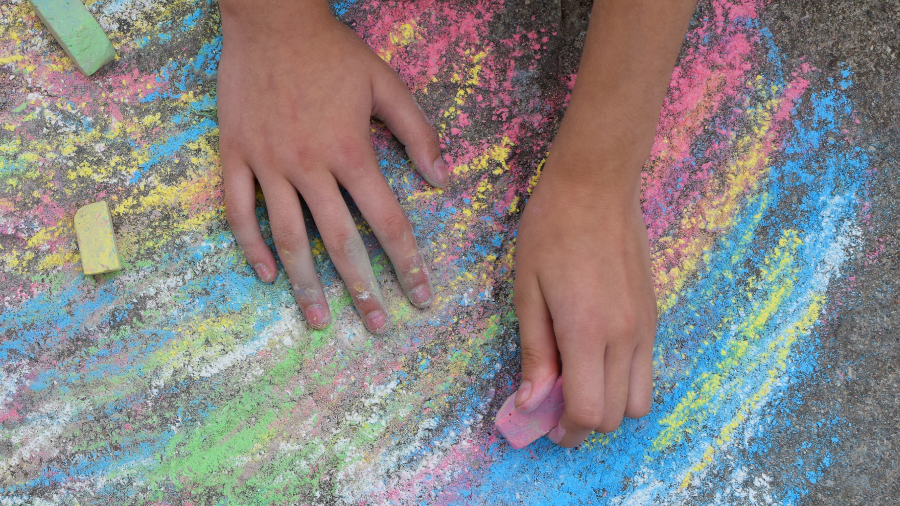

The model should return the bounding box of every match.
[30,0,115,76]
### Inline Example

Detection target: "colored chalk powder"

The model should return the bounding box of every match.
[74,201,121,275]
[30,0,115,76]
[495,378,565,449]
[0,0,880,502]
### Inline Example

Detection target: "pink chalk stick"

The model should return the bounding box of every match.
[494,378,565,449]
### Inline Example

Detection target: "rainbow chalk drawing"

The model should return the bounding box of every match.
[0,0,873,504]
[73,201,121,275]
[29,0,115,75]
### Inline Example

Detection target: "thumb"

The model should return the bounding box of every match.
[513,273,560,413]
[370,63,450,188]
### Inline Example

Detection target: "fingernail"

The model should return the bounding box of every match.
[254,263,273,282]
[365,310,388,334]
[409,283,432,307]
[548,425,565,444]
[306,304,329,329]
[514,380,532,410]
[432,157,449,187]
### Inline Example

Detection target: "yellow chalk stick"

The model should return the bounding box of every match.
[74,201,121,275]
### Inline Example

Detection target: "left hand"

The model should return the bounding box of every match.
[217,0,448,333]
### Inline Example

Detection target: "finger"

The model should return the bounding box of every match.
[512,273,560,413]
[596,341,632,433]
[224,160,277,283]
[371,64,449,188]
[338,159,433,308]
[260,178,331,330]
[624,333,654,419]
[549,324,605,448]
[296,174,389,334]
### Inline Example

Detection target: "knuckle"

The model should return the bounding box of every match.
[295,144,315,168]
[607,308,641,339]
[648,314,659,334]
[400,257,427,288]
[513,289,540,315]
[324,228,355,254]
[380,212,412,242]
[418,123,439,146]
[351,287,384,314]
[556,303,649,342]
[272,228,307,250]
[625,399,652,420]
[428,125,440,145]
[255,145,283,168]
[409,124,439,152]
[512,288,526,308]
[224,201,246,227]
[291,279,321,303]
[566,408,604,431]
[219,136,242,156]
[335,138,368,167]
[554,320,602,344]
[519,346,546,371]
[625,392,652,419]
[596,416,623,434]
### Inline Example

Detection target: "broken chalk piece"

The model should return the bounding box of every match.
[30,0,115,76]
[494,377,565,449]
[74,201,121,275]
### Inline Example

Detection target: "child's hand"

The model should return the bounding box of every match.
[509,0,696,449]
[512,138,657,448]
[217,1,449,333]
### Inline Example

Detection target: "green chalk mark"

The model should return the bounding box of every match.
[30,0,115,76]
[12,102,28,113]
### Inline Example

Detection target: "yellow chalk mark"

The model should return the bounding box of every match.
[678,294,823,488]
[653,230,807,455]
[653,86,785,313]
[454,139,511,176]
[389,23,417,46]
[439,50,487,132]
[147,313,248,372]
[376,21,421,62]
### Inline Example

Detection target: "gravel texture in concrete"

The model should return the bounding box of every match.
[0,0,895,504]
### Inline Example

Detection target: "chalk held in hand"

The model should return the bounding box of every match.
[74,201,121,275]
[30,0,115,76]
[494,377,565,449]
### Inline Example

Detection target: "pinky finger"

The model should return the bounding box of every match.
[224,160,277,283]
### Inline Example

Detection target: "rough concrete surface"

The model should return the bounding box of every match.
[763,2,900,504]
[0,0,897,504]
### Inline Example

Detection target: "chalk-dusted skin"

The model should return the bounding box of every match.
[217,0,696,448]
[217,0,447,334]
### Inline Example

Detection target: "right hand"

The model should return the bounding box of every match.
[512,155,657,447]
[217,0,450,333]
